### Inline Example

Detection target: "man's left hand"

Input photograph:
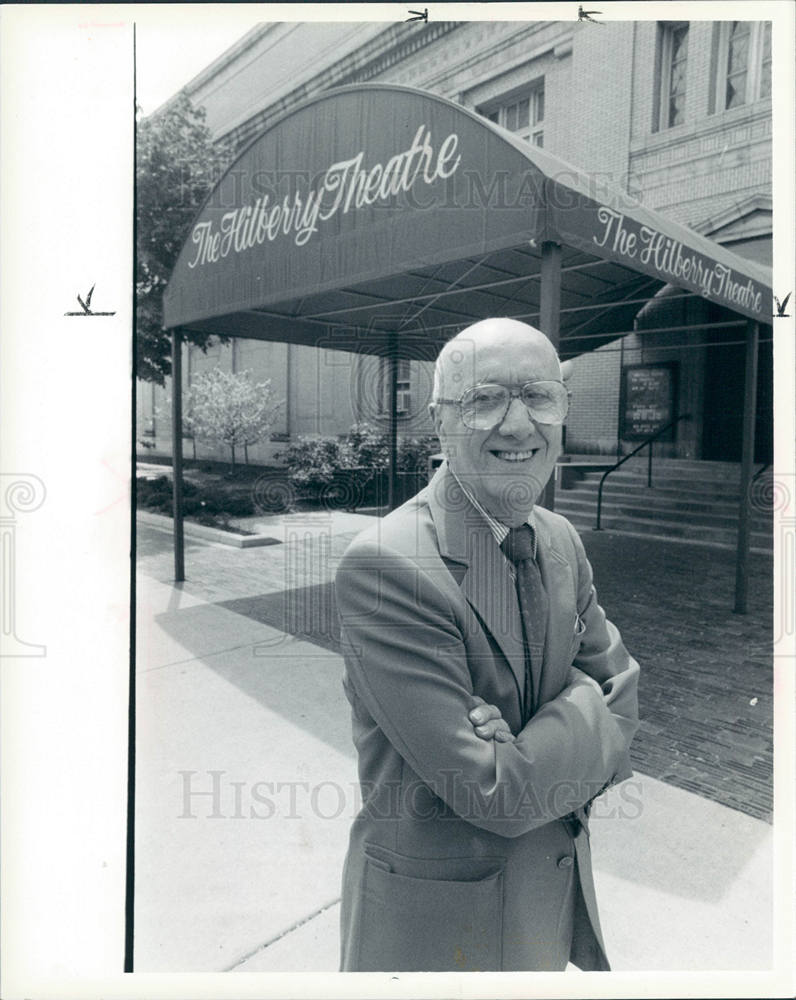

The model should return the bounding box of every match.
[468,696,515,742]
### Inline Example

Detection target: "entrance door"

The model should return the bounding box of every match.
[702,338,773,463]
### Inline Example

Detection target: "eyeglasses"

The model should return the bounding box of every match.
[436,380,570,430]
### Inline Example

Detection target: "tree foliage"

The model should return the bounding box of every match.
[136,94,234,384]
[187,368,283,468]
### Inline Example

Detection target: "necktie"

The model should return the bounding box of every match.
[502,525,586,839]
[500,524,549,723]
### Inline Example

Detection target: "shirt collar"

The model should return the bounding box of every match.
[449,467,538,558]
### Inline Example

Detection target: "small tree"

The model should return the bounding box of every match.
[136,93,235,385]
[188,368,283,470]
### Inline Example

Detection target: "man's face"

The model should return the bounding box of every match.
[431,324,563,526]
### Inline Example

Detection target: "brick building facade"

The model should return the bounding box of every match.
[138,19,772,465]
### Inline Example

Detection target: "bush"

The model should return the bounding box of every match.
[136,475,255,520]
[278,425,439,504]
[397,435,439,473]
[345,423,390,469]
[278,436,348,490]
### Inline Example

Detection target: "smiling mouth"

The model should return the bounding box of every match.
[491,449,538,462]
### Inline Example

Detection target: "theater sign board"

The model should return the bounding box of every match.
[163,86,549,328]
[186,124,462,265]
[164,84,772,331]
[548,196,769,318]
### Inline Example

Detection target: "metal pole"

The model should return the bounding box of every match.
[387,332,399,511]
[617,335,624,459]
[734,320,759,613]
[647,440,653,488]
[171,327,185,582]
[539,241,562,512]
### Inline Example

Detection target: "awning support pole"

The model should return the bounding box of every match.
[539,240,562,512]
[388,331,399,511]
[171,327,185,583]
[734,320,759,614]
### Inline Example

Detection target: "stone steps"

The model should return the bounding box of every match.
[556,493,771,527]
[554,459,773,553]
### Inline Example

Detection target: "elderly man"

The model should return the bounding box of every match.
[335,318,639,972]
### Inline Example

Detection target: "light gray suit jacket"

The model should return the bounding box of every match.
[335,463,640,971]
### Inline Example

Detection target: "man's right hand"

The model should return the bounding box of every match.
[468,696,515,743]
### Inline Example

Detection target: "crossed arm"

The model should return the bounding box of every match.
[336,529,639,837]
[469,668,601,742]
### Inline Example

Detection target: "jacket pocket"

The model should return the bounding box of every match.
[356,849,504,971]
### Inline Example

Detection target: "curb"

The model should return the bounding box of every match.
[136,510,282,549]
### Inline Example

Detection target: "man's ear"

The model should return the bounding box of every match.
[429,402,443,438]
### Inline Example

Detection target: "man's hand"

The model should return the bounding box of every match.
[468,696,515,743]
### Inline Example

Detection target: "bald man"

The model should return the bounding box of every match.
[335,319,639,972]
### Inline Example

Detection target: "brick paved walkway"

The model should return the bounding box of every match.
[137,517,773,822]
[578,532,773,823]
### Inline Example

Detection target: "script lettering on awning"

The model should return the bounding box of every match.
[187,124,461,267]
[593,206,764,315]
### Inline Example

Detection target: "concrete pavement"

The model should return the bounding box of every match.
[134,513,774,973]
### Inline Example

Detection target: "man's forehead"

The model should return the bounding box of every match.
[441,335,559,380]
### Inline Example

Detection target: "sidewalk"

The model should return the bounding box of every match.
[134,512,774,973]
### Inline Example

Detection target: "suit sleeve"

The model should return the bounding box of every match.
[336,536,636,838]
[564,519,640,787]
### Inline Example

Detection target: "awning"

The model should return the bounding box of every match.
[161,83,772,611]
[163,84,772,359]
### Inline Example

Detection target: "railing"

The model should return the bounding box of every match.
[595,414,691,531]
[751,461,770,484]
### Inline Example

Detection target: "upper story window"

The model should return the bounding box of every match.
[719,22,771,109]
[480,82,545,147]
[378,358,412,417]
[659,22,689,129]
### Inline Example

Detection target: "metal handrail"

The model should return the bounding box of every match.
[595,414,692,530]
[751,461,770,483]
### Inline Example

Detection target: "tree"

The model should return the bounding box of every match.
[187,368,283,469]
[136,93,235,384]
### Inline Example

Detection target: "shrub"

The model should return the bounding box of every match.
[345,423,390,470]
[278,425,440,503]
[135,475,255,520]
[397,435,440,473]
[278,436,347,490]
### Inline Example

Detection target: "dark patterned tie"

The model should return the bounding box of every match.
[500,524,549,724]
[501,525,584,837]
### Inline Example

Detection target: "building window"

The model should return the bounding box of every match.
[659,22,689,129]
[378,358,412,417]
[718,22,771,109]
[480,82,545,147]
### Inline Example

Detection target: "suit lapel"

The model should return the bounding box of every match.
[427,465,527,699]
[534,512,577,708]
[425,466,579,713]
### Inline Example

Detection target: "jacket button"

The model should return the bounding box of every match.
[557,855,574,869]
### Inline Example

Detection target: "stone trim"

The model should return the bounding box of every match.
[220,22,461,150]
[630,97,772,158]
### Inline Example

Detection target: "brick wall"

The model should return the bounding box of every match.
[565,340,622,455]
[628,20,772,227]
[563,22,635,186]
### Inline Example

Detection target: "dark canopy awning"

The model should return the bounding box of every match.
[162,84,771,610]
[163,84,772,358]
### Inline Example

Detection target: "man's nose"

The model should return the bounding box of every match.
[497,396,538,437]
